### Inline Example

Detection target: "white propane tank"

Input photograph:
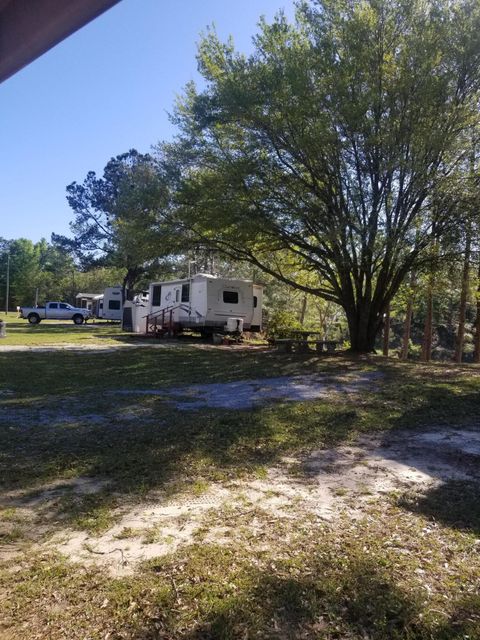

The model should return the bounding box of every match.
[225,317,243,333]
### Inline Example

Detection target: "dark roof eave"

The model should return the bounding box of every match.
[0,0,121,83]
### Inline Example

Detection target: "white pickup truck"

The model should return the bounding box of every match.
[19,302,92,325]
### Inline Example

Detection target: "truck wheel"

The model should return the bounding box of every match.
[28,313,41,325]
[73,314,84,325]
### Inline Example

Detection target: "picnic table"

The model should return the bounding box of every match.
[270,330,338,354]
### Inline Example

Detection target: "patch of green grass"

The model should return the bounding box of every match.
[356,482,373,495]
[0,316,128,346]
[396,480,480,535]
[57,492,117,534]
[262,489,283,499]
[113,526,138,540]
[0,526,23,543]
[253,465,268,479]
[162,534,175,545]
[191,480,210,496]
[142,527,159,545]
[0,507,20,522]
[2,502,480,639]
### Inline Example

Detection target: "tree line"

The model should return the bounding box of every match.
[3,0,480,357]
[0,237,126,309]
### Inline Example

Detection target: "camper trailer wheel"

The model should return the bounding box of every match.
[28,313,41,325]
[72,314,84,325]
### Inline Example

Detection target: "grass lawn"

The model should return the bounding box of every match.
[0,329,479,639]
[0,313,128,346]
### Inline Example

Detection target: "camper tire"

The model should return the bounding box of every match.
[28,313,41,325]
[72,314,84,325]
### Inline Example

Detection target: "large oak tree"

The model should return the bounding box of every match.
[170,0,480,351]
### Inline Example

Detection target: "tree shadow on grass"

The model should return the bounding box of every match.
[1,354,479,532]
[0,394,361,532]
[126,547,478,640]
[191,565,417,640]
[0,343,373,399]
[397,479,480,536]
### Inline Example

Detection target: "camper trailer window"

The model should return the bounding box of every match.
[152,285,162,306]
[181,284,190,302]
[223,291,239,304]
[176,289,180,302]
[253,296,258,308]
[108,300,121,310]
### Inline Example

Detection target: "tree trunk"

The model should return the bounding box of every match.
[299,295,307,325]
[421,280,433,362]
[122,266,140,303]
[421,234,438,363]
[346,306,381,353]
[474,260,480,363]
[401,297,413,360]
[382,303,390,357]
[454,230,471,363]
[401,273,416,360]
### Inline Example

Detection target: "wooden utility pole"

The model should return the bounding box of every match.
[4,253,9,315]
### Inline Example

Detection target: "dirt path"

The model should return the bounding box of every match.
[114,370,382,409]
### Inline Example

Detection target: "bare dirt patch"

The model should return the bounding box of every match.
[35,425,480,575]
[115,370,382,410]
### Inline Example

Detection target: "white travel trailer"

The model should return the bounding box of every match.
[101,286,123,321]
[133,274,262,336]
[91,286,123,321]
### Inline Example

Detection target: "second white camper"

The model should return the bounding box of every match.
[93,286,123,321]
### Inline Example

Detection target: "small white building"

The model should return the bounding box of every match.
[122,291,149,333]
[125,274,263,335]
[75,292,99,311]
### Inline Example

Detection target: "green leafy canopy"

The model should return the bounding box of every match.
[171,0,480,350]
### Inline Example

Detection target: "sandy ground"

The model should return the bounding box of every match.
[0,371,381,426]
[115,371,382,410]
[2,369,479,575]
[2,425,478,575]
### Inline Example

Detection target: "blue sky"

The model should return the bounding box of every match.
[0,0,295,243]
